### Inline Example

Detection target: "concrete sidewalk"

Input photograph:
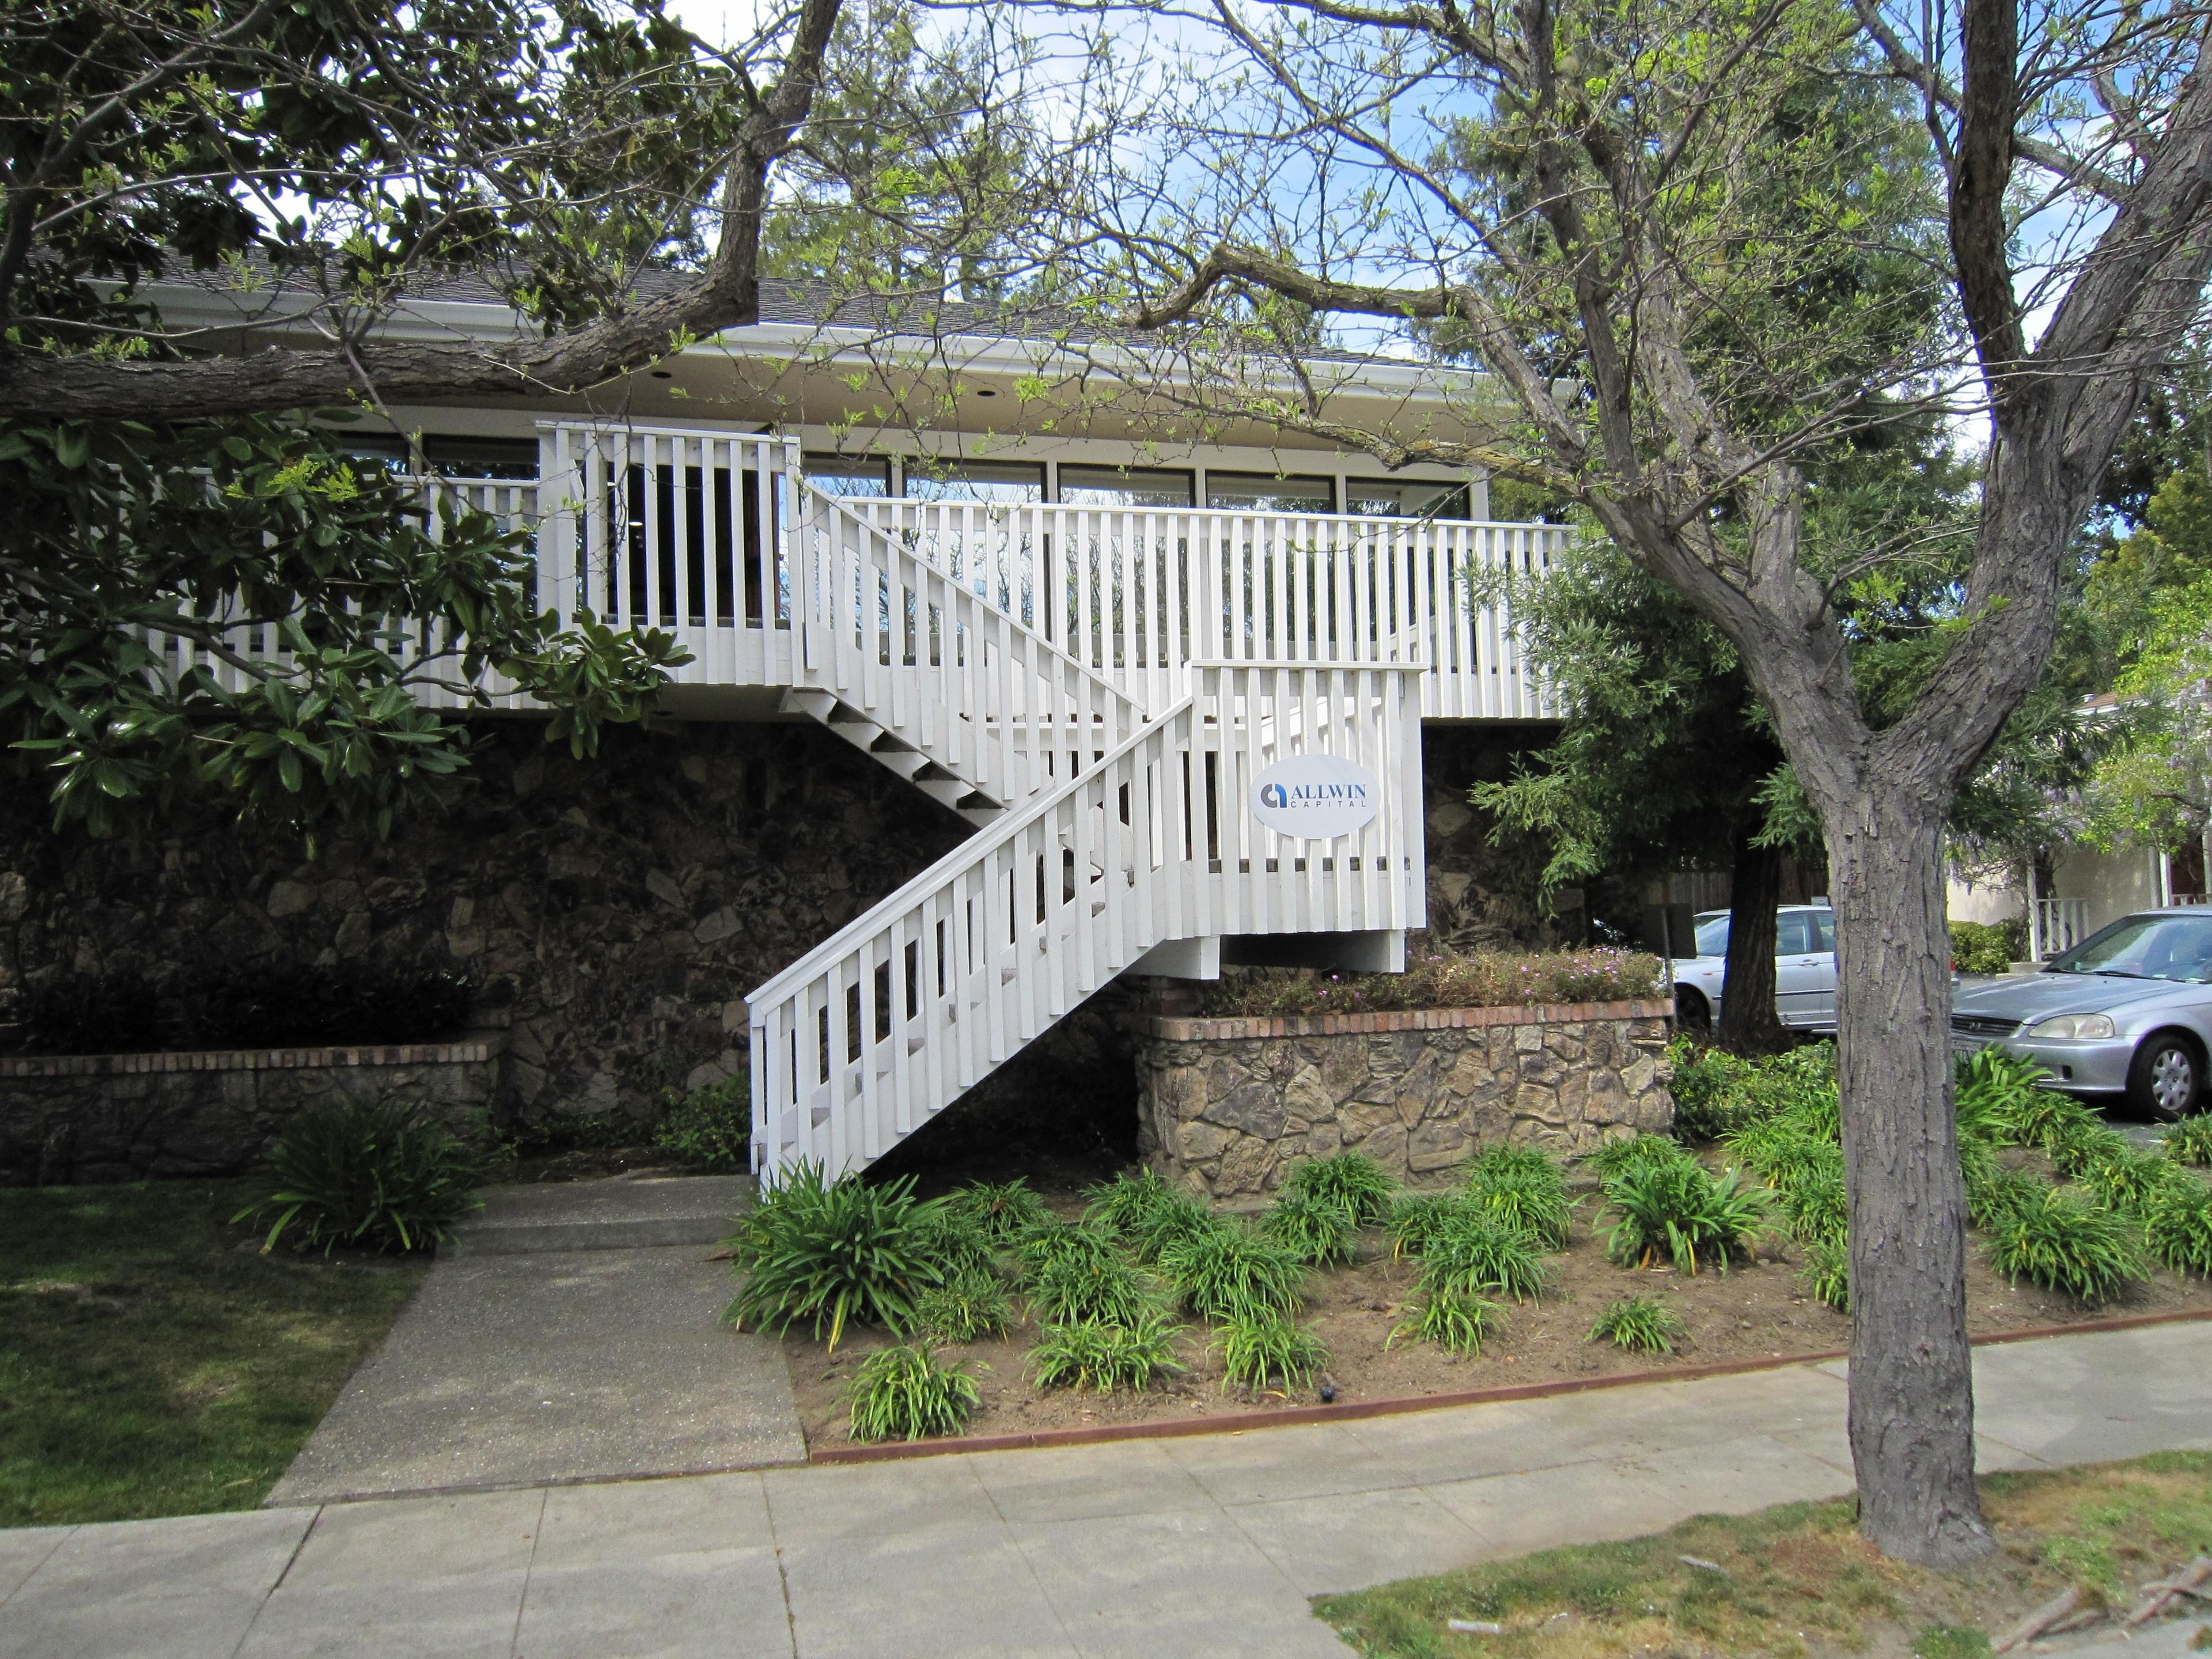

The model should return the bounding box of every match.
[3,1321,2207,1659]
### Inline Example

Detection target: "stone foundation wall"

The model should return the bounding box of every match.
[0,1042,501,1184]
[1137,999,1674,1199]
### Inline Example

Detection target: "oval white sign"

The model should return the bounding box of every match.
[1251,754,1381,841]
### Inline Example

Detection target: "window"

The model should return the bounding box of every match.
[1344,478,1471,520]
[903,459,1045,502]
[1810,910,1835,951]
[1057,465,1195,507]
[1204,472,1336,513]
[422,435,539,480]
[1693,914,1729,956]
[332,433,412,475]
[804,452,892,497]
[1775,913,1812,955]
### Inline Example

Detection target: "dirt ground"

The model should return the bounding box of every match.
[783,1181,2212,1452]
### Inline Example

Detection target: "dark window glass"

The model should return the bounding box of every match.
[1057,465,1195,507]
[421,435,539,480]
[332,433,412,475]
[1204,472,1336,513]
[903,459,1044,502]
[2050,914,2212,982]
[1775,914,1811,955]
[1344,478,1471,520]
[804,452,892,497]
[1810,910,1835,951]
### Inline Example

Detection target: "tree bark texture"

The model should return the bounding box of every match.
[1718,836,1788,1056]
[1827,791,1993,1563]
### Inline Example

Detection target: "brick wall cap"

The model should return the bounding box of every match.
[0,1039,499,1078]
[1146,997,1674,1041]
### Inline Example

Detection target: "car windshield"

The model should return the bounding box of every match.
[1694,915,1729,956]
[2048,914,2212,983]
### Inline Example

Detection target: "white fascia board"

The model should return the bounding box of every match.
[147,284,1486,411]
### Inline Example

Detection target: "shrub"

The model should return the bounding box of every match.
[2048,1119,2135,1179]
[13,970,162,1055]
[915,1269,1012,1343]
[1587,1134,1694,1180]
[653,1077,751,1171]
[180,963,474,1049]
[1464,1152,1571,1249]
[722,1165,940,1348]
[946,1179,1054,1247]
[1418,1209,1551,1302]
[1262,1190,1359,1267]
[1389,1287,1505,1357]
[1280,1150,1399,1226]
[1194,948,1662,1018]
[1967,1164,2048,1231]
[1027,1248,1158,1326]
[1158,1221,1306,1320]
[1984,1188,2147,1304]
[1211,1309,1330,1394]
[2078,1145,2186,1215]
[2142,1177,2212,1277]
[2160,1115,2212,1168]
[1025,1310,1186,1391]
[1666,1038,1759,1142]
[1949,918,2027,976]
[1602,1160,1765,1275]
[844,1343,979,1442]
[1955,1047,2055,1146]
[233,1100,497,1255]
[1799,1237,1850,1309]
[1587,1295,1685,1354]
[1013,1221,1123,1286]
[1777,1164,1849,1247]
[1668,1039,1839,1143]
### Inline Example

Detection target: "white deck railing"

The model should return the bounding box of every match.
[747,662,1428,1180]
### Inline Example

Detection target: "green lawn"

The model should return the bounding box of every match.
[1317,1451,2212,1659]
[0,1179,426,1527]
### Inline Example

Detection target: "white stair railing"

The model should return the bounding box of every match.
[747,662,1427,1182]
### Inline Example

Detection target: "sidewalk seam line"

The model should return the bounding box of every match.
[761,1469,801,1659]
[226,1507,321,1659]
[506,1487,548,1659]
[0,1526,71,1609]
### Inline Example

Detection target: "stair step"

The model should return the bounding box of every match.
[449,1175,751,1255]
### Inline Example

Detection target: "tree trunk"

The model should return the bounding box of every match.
[1830,791,1994,1563]
[1718,836,1788,1055]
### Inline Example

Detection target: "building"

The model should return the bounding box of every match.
[5,275,1574,1182]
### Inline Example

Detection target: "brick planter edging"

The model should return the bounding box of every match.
[807,1304,2212,1465]
[0,1040,498,1079]
[1148,997,1676,1042]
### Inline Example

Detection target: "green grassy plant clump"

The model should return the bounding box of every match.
[1985,1187,2147,1304]
[1586,1134,1694,1181]
[1603,1160,1764,1276]
[1262,1190,1359,1266]
[1160,1221,1306,1320]
[1025,1310,1186,1392]
[233,1099,499,1256]
[914,1269,1012,1344]
[2048,1119,2137,1179]
[2140,1176,2212,1277]
[1,1180,427,1526]
[1587,1294,1685,1354]
[1212,1308,1331,1395]
[2162,1115,2212,1167]
[1778,1164,1848,1247]
[1027,1248,1158,1326]
[652,1077,750,1171]
[1419,1209,1551,1302]
[1196,949,1662,1019]
[1967,1162,2048,1231]
[1950,918,2028,975]
[1465,1147,1572,1249]
[1799,1236,1851,1309]
[1388,1191,1468,1258]
[2078,1145,2186,1215]
[1086,1172,1220,1263]
[1281,1149,1399,1226]
[945,1179,1054,1248]
[1993,1082,2100,1157]
[1013,1221,1123,1286]
[1669,1039,1838,1143]
[1954,1047,2057,1146]
[1389,1286,1505,1357]
[844,1342,980,1442]
[722,1164,940,1348]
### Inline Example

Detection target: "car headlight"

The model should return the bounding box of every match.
[2024,1013,2116,1040]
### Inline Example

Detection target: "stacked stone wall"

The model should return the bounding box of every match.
[1137,999,1673,1199]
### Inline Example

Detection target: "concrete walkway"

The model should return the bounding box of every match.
[3,1321,2207,1659]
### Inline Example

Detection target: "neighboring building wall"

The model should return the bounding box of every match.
[2054,844,2165,931]
[1946,871,2027,926]
[1136,999,1675,1199]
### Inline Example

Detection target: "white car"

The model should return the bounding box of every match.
[1668,903,1838,1034]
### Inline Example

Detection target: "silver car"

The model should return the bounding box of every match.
[1669,903,1839,1034]
[1951,908,2212,1119]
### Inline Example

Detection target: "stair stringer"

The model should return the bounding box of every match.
[747,663,1429,1184]
[775,478,1149,825]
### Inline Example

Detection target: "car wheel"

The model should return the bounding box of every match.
[1674,987,1711,1035]
[2127,1033,2202,1121]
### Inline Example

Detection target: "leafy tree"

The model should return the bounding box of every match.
[1092,0,2212,1563]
